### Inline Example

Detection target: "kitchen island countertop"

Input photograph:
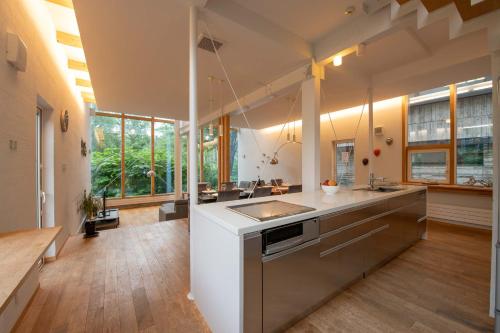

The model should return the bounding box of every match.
[192,185,427,236]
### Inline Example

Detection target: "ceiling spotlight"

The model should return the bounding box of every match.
[333,55,342,67]
[344,6,355,15]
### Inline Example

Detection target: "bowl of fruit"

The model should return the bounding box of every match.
[321,180,339,195]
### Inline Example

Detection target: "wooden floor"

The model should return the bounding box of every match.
[117,206,160,228]
[289,222,494,333]
[15,206,494,333]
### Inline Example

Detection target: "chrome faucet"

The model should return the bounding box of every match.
[368,172,385,190]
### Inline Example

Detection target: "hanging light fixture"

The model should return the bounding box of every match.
[218,78,224,137]
[208,76,214,139]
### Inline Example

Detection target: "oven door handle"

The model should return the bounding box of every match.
[262,238,320,263]
[264,235,305,256]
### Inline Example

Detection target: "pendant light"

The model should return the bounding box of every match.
[218,78,224,137]
[208,76,214,138]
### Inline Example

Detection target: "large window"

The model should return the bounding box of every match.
[181,134,188,193]
[456,77,493,185]
[154,122,175,194]
[90,115,122,197]
[230,129,238,182]
[124,118,152,196]
[404,78,492,186]
[202,126,219,189]
[408,85,450,146]
[333,140,355,186]
[91,112,177,198]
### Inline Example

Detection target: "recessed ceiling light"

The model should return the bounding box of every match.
[333,55,342,67]
[344,6,355,15]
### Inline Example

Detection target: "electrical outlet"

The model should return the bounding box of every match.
[9,140,17,151]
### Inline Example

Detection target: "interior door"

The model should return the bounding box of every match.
[36,107,45,229]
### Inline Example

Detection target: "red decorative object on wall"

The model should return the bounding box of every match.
[373,148,381,157]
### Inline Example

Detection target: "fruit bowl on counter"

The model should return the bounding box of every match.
[321,180,339,195]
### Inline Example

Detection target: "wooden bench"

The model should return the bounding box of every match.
[0,226,61,331]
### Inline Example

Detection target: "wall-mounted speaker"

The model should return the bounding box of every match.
[6,32,27,72]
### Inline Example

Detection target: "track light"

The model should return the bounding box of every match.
[333,55,342,67]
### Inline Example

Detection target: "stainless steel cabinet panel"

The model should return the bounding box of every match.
[317,229,372,297]
[388,190,426,211]
[262,241,324,333]
[366,217,397,272]
[319,220,377,253]
[319,202,387,234]
[244,232,263,333]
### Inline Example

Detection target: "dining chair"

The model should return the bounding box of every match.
[252,186,272,198]
[198,182,208,192]
[238,181,251,189]
[287,184,302,193]
[221,181,236,191]
[270,178,283,186]
[217,189,241,202]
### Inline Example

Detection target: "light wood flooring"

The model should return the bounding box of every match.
[15,206,494,332]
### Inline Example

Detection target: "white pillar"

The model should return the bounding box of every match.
[174,120,182,199]
[301,63,321,192]
[489,27,500,321]
[368,86,374,180]
[188,6,198,206]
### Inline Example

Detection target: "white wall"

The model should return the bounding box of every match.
[238,96,492,227]
[238,97,403,185]
[0,0,90,253]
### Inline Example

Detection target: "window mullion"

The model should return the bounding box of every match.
[449,84,456,185]
[151,118,155,196]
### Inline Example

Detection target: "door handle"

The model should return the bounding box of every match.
[41,191,46,204]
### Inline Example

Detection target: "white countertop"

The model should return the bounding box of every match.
[192,185,427,236]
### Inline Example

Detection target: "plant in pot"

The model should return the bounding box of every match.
[78,190,102,238]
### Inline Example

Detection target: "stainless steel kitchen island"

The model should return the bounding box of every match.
[190,186,427,333]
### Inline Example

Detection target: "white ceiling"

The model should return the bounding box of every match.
[229,0,365,42]
[72,0,314,120]
[231,25,491,129]
[72,0,492,127]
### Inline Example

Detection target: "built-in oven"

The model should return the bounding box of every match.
[260,218,326,333]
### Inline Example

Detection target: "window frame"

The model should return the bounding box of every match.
[332,139,355,187]
[406,148,450,184]
[403,80,493,188]
[403,84,456,184]
[93,111,175,198]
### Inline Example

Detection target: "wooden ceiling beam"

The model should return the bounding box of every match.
[56,31,82,48]
[45,0,74,9]
[68,59,88,72]
[76,78,92,88]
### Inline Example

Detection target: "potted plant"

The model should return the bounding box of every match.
[78,190,102,238]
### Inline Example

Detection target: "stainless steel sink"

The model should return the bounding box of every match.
[354,186,405,192]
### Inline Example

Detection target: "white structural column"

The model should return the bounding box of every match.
[174,120,182,199]
[368,85,374,179]
[490,25,500,325]
[188,6,198,206]
[301,63,322,192]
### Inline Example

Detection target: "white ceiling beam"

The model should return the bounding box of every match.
[175,0,208,8]
[314,5,415,63]
[181,64,310,132]
[204,0,312,58]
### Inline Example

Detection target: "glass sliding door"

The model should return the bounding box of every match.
[230,129,238,182]
[202,126,218,189]
[154,121,175,194]
[181,134,188,192]
[124,118,152,196]
[91,115,122,197]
